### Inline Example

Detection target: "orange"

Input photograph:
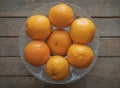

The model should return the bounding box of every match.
[45,55,69,80]
[24,41,50,66]
[70,18,96,44]
[49,4,74,28]
[67,44,94,68]
[26,15,51,40]
[47,29,72,55]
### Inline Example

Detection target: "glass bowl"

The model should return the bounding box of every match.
[19,2,99,84]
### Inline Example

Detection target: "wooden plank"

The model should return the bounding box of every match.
[89,57,120,76]
[99,38,120,56]
[0,18,26,36]
[0,0,120,16]
[94,18,120,36]
[0,38,120,56]
[0,57,30,76]
[0,76,119,88]
[0,38,19,56]
[0,56,120,76]
[0,18,120,36]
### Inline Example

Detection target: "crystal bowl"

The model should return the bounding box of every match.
[19,2,99,84]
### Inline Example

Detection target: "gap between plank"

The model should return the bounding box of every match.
[100,36,120,38]
[92,16,120,18]
[0,56,20,57]
[0,16,27,18]
[0,16,120,18]
[0,75,32,77]
[0,56,120,58]
[0,36,18,38]
[0,75,120,78]
[0,36,120,38]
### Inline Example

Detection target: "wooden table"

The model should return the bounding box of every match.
[0,0,120,88]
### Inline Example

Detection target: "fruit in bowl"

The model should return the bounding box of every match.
[67,44,94,68]
[49,4,74,28]
[47,29,72,56]
[70,18,96,44]
[24,41,50,66]
[45,55,69,80]
[19,2,99,84]
[26,15,52,40]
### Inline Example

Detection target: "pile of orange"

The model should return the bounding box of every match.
[24,3,96,81]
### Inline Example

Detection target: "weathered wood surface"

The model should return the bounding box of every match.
[0,0,120,87]
[0,38,120,56]
[0,57,30,76]
[0,57,120,76]
[0,76,119,88]
[0,18,120,37]
[0,0,120,16]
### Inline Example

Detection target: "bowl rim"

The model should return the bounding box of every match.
[18,1,100,84]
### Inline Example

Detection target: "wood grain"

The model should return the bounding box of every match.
[0,38,120,56]
[0,18,25,36]
[99,38,120,56]
[0,38,19,56]
[89,56,120,76]
[0,18,120,36]
[0,76,119,88]
[0,57,30,76]
[0,0,120,88]
[94,18,120,36]
[0,57,120,76]
[0,0,120,16]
